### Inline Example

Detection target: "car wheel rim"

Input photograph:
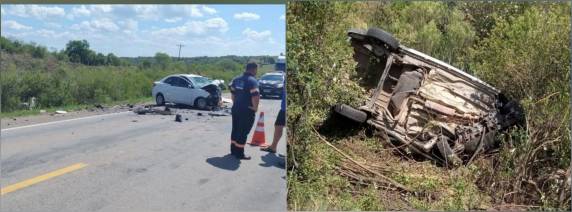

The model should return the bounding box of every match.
[157,95,163,105]
[198,99,206,108]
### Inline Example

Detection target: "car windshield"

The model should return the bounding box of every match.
[275,63,286,72]
[189,76,212,88]
[261,74,283,81]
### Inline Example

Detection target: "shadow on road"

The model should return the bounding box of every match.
[259,153,285,169]
[206,154,240,171]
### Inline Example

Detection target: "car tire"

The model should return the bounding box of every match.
[194,97,207,110]
[366,27,399,52]
[333,104,367,123]
[156,93,165,106]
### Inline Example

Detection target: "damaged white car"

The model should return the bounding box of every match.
[334,28,524,167]
[152,74,222,110]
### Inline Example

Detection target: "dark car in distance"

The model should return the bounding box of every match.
[259,72,285,98]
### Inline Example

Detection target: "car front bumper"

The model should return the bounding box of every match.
[259,85,283,96]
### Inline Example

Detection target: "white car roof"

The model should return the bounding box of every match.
[180,74,203,78]
[263,72,284,76]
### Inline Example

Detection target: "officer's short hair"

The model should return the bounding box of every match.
[246,62,258,71]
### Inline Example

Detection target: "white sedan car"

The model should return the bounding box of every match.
[152,74,221,110]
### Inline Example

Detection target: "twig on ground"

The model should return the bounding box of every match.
[312,126,412,192]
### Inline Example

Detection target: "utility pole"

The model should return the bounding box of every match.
[176,44,185,61]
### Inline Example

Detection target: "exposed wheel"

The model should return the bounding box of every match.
[194,97,207,110]
[156,93,165,106]
[333,104,367,123]
[366,27,399,52]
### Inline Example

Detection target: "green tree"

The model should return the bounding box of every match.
[154,52,171,69]
[106,53,121,66]
[64,40,92,64]
[141,59,152,69]
[31,46,47,59]
[95,53,106,65]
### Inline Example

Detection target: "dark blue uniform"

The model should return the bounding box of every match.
[275,80,286,126]
[229,72,259,157]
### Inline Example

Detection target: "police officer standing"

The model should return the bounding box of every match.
[229,62,260,160]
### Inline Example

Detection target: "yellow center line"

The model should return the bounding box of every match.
[1,163,88,195]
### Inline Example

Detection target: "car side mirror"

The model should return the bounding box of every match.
[188,84,194,89]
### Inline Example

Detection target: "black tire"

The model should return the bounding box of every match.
[333,104,367,123]
[366,27,399,52]
[194,97,207,110]
[156,93,165,106]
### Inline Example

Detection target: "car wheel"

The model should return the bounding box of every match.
[366,27,399,52]
[333,104,367,123]
[156,94,165,106]
[194,97,207,110]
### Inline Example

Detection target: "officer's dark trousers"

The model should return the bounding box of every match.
[230,108,256,157]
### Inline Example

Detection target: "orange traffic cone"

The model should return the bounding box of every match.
[249,112,267,146]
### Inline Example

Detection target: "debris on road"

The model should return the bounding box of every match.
[222,97,233,104]
[40,110,47,113]
[175,114,182,122]
[133,106,172,115]
[55,110,67,114]
[208,112,229,117]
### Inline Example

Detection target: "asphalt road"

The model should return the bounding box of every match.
[1,98,286,211]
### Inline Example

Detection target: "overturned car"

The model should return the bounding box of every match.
[152,74,222,110]
[334,28,523,167]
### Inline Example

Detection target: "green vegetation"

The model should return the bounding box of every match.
[0,37,279,114]
[287,1,570,210]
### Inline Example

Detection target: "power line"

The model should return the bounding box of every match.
[176,44,185,61]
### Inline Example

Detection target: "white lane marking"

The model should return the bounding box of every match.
[1,111,132,132]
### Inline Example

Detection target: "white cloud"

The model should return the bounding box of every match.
[71,18,119,32]
[45,22,62,29]
[72,5,91,17]
[202,5,217,15]
[242,28,271,41]
[165,17,182,23]
[133,5,159,20]
[89,5,113,13]
[234,12,260,21]
[152,17,228,36]
[3,20,32,30]
[119,19,138,34]
[180,5,203,18]
[37,29,62,38]
[280,15,285,20]
[8,5,65,19]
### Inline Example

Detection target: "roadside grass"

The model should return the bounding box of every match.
[288,126,497,211]
[0,96,152,119]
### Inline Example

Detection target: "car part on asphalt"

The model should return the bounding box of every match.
[334,27,524,168]
[133,106,173,115]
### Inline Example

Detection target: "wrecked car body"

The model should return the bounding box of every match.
[334,28,523,167]
[152,74,222,110]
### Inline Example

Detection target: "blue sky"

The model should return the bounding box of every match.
[0,4,285,57]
